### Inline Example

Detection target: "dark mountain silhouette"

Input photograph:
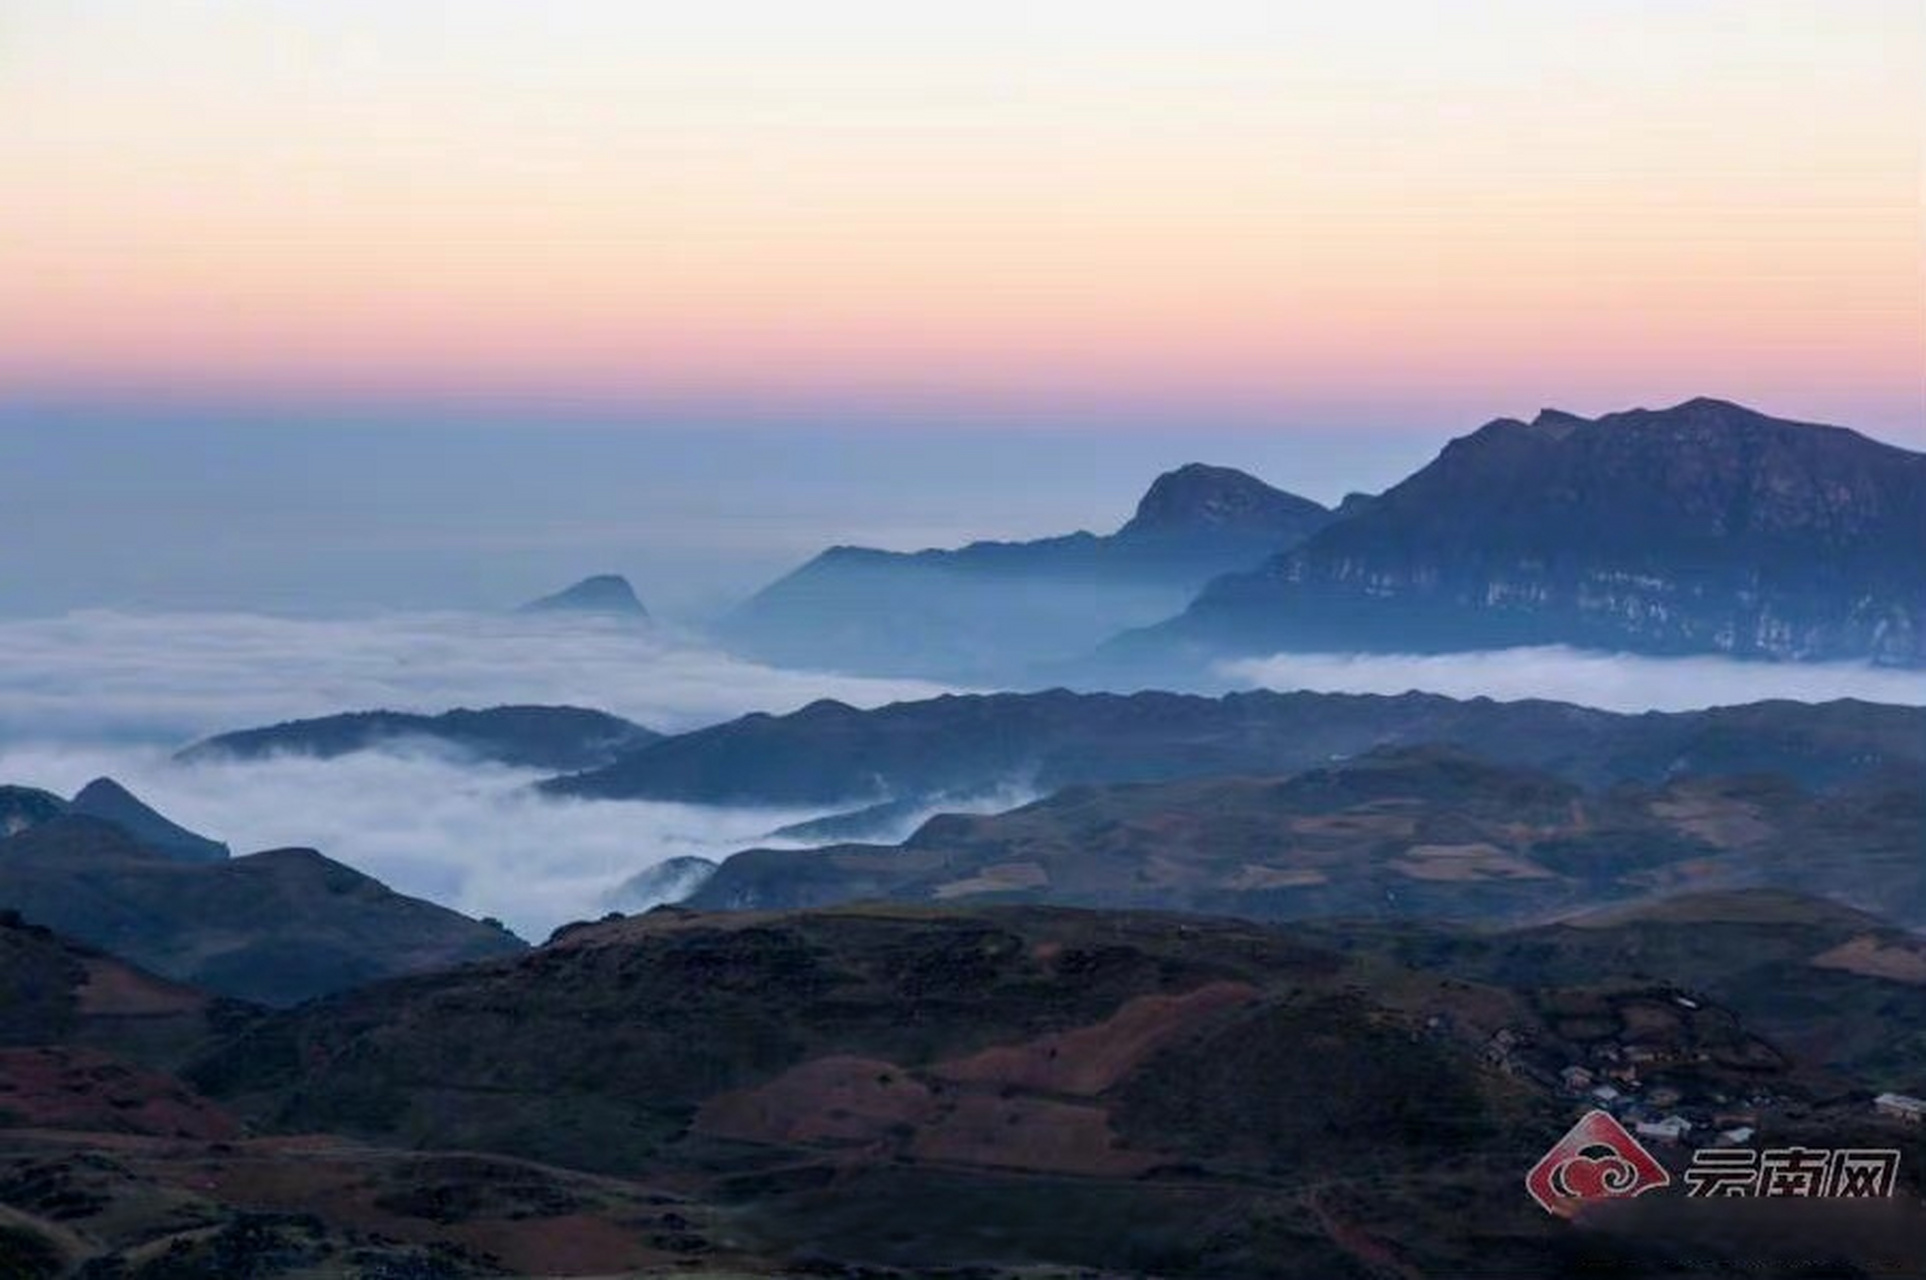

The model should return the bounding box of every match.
[716,464,1334,679]
[67,777,228,862]
[517,573,650,618]
[538,687,1925,807]
[178,704,660,771]
[686,746,1926,930]
[0,813,523,1005]
[1108,398,1926,670]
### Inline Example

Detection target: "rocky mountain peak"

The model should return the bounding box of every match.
[1118,463,1326,537]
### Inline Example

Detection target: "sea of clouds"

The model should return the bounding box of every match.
[1221,646,1926,714]
[0,609,967,939]
[2,608,1919,940]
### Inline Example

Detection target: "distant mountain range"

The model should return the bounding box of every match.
[178,703,661,771]
[685,744,1925,931]
[1103,398,1926,673]
[717,463,1334,679]
[518,572,651,618]
[0,778,523,1004]
[707,398,1924,684]
[538,687,1925,807]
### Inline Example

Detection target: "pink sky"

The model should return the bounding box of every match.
[3,2,1921,439]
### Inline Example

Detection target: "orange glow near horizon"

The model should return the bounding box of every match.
[2,2,1921,436]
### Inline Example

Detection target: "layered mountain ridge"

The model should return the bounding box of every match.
[717,462,1334,679]
[539,687,1925,806]
[1110,398,1926,669]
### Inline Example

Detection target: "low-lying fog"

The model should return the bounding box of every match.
[1221,647,1926,714]
[2,608,1920,940]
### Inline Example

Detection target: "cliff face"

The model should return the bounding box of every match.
[1148,399,1926,664]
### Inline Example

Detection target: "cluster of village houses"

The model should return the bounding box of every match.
[1477,1010,1926,1149]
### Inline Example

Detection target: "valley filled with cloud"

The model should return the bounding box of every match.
[3,607,1920,940]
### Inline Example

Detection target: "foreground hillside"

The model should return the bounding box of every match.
[174,898,1925,1277]
[2,897,1921,1276]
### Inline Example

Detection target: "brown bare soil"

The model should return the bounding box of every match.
[1649,792,1778,849]
[1392,842,1553,881]
[1811,934,1926,985]
[697,1055,937,1145]
[908,1093,1156,1176]
[0,1049,239,1141]
[933,981,1260,1096]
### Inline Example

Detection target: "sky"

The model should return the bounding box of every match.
[3,0,1922,436]
[0,403,1452,617]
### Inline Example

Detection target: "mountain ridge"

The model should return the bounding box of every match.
[716,463,1336,679]
[539,687,1926,807]
[682,744,1926,929]
[0,792,524,1004]
[1108,398,1926,670]
[178,703,661,770]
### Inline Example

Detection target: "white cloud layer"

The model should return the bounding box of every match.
[0,609,964,939]
[1220,645,1926,713]
[0,609,951,745]
[2,610,1920,943]
[0,739,834,941]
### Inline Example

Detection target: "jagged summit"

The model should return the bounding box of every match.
[1528,407,1589,437]
[518,574,650,618]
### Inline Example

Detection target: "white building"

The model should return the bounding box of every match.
[1635,1116,1691,1145]
[1872,1092,1926,1124]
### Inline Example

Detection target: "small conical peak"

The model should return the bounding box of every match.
[68,776,229,862]
[71,776,138,808]
[518,574,650,618]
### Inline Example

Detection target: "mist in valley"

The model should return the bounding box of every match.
[2,605,1920,939]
